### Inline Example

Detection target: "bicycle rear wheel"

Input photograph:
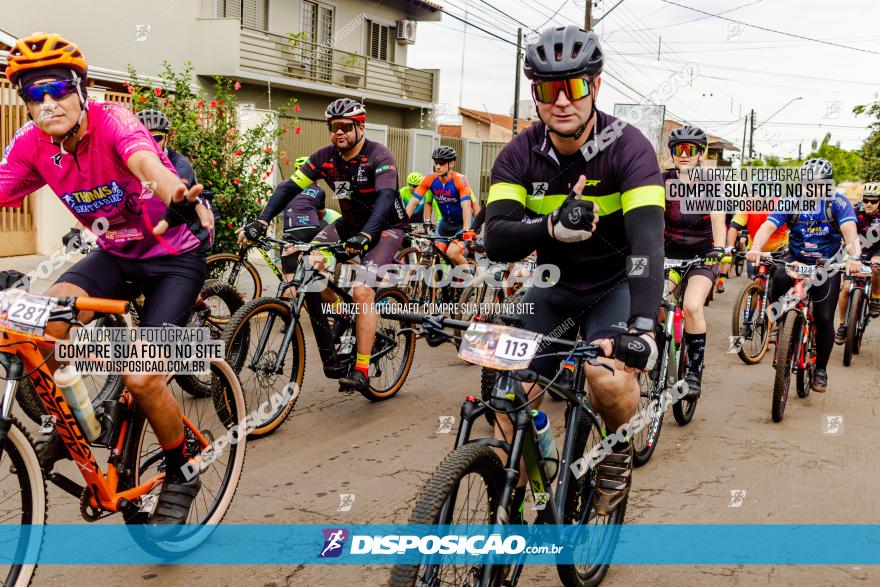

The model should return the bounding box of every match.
[388,444,505,587]
[672,340,697,426]
[772,310,799,422]
[732,281,770,365]
[123,359,246,556]
[363,288,417,401]
[222,298,305,437]
[557,406,626,586]
[0,416,47,587]
[206,252,262,302]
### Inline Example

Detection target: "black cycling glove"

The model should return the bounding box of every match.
[243,220,268,242]
[548,196,597,243]
[704,246,725,266]
[613,331,658,371]
[162,197,202,229]
[344,232,371,255]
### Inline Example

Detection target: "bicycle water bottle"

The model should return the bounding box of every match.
[673,307,684,345]
[54,365,101,442]
[532,410,559,481]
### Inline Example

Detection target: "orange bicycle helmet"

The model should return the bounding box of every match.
[5,32,88,86]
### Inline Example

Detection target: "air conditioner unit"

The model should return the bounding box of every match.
[396,20,417,44]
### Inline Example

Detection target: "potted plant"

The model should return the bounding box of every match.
[286,31,312,74]
[340,52,365,87]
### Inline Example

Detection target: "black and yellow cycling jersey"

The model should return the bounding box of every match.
[485,112,665,308]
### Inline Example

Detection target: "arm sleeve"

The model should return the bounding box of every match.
[471,206,486,233]
[372,150,398,192]
[260,178,305,222]
[624,205,665,323]
[767,212,787,227]
[0,129,45,207]
[361,187,404,238]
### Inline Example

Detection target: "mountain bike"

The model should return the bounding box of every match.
[730,251,786,365]
[206,236,285,302]
[631,258,695,466]
[841,259,878,366]
[385,313,626,587]
[0,292,247,586]
[395,231,476,310]
[763,257,846,421]
[221,236,416,437]
[14,278,243,424]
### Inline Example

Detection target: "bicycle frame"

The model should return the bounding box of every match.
[0,328,210,517]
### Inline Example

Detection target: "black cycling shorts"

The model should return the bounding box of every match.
[57,248,207,327]
[519,281,630,379]
[314,221,404,282]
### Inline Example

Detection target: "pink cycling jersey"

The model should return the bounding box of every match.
[0,100,201,259]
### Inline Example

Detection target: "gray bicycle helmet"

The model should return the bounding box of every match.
[324,98,366,122]
[668,125,707,149]
[523,25,604,81]
[432,146,457,162]
[802,157,833,180]
[136,109,170,132]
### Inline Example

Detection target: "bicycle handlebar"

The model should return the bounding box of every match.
[74,297,130,315]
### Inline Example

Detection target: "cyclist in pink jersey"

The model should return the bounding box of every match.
[0,33,213,534]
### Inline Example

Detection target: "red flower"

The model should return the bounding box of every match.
[197,100,204,108]
[234,81,241,90]
[154,87,162,97]
[285,158,290,165]
[295,126,302,134]
[219,100,224,106]
[124,83,134,94]
[233,179,240,185]
[251,167,257,173]
[210,100,217,109]
[140,96,147,103]
[263,147,273,154]
[227,221,234,228]
[234,148,244,157]
[293,104,300,113]
[211,160,217,165]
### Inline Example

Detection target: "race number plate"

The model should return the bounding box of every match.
[796,264,816,276]
[458,322,542,370]
[0,290,54,336]
[857,265,873,276]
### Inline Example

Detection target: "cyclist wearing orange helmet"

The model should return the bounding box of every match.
[1,33,214,534]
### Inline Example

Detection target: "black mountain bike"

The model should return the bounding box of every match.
[222,236,417,437]
[841,259,879,366]
[386,313,625,587]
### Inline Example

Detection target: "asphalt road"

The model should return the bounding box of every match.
[12,255,880,586]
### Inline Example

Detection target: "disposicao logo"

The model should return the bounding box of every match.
[319,528,349,558]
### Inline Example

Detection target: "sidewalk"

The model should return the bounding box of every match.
[3,253,79,295]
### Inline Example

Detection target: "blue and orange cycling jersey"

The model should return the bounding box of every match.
[412,171,473,225]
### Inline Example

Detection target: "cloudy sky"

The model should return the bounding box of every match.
[407,0,880,158]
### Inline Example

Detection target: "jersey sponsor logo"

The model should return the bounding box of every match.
[303,186,321,198]
[530,182,549,198]
[356,166,368,183]
[60,181,126,214]
[334,181,352,199]
[105,227,144,242]
[375,163,395,175]
[583,179,602,187]
[296,215,311,225]
[51,152,63,168]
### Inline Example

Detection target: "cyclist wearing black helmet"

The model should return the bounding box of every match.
[484,25,665,519]
[663,125,727,400]
[241,97,407,393]
[136,109,220,244]
[747,158,861,392]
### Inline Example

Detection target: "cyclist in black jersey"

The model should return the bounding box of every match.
[241,98,407,393]
[663,125,727,400]
[484,26,665,519]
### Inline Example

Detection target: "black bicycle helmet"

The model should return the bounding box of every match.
[324,98,366,122]
[432,146,457,162]
[136,109,170,132]
[802,157,833,180]
[523,25,604,81]
[668,125,707,149]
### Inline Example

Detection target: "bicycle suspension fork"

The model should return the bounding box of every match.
[0,354,23,452]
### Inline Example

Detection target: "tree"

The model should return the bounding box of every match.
[126,62,298,252]
[854,100,880,181]
[802,132,863,182]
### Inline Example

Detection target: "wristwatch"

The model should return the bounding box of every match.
[627,316,655,334]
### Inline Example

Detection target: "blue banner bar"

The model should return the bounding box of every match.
[1,524,879,565]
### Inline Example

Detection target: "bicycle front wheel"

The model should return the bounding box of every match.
[732,281,770,365]
[206,252,262,302]
[222,297,305,437]
[124,359,246,556]
[843,288,863,367]
[773,310,799,422]
[672,340,698,426]
[0,416,47,587]
[388,443,505,587]
[633,334,671,467]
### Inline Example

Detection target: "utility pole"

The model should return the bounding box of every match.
[458,8,468,110]
[798,142,802,160]
[657,36,661,60]
[741,113,748,166]
[512,28,523,138]
[585,0,592,30]
[748,108,755,162]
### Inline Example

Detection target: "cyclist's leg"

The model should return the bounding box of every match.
[811,272,842,372]
[679,264,718,397]
[837,276,851,342]
[870,250,880,316]
[347,229,405,386]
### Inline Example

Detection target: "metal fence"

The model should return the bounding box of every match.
[480,141,506,198]
[0,80,35,255]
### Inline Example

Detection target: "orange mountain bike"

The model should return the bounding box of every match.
[0,292,246,587]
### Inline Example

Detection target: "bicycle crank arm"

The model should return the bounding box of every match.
[46,472,86,499]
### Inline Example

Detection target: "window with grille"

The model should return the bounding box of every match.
[218,0,269,31]
[367,20,395,62]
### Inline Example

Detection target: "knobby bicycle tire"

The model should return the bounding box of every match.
[362,288,417,401]
[772,310,799,422]
[843,288,863,367]
[732,281,770,365]
[206,252,263,302]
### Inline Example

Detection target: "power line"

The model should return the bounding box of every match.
[438,6,518,46]
[474,0,536,31]
[661,0,880,56]
[619,0,763,34]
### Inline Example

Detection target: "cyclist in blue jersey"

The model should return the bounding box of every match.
[747,158,862,392]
